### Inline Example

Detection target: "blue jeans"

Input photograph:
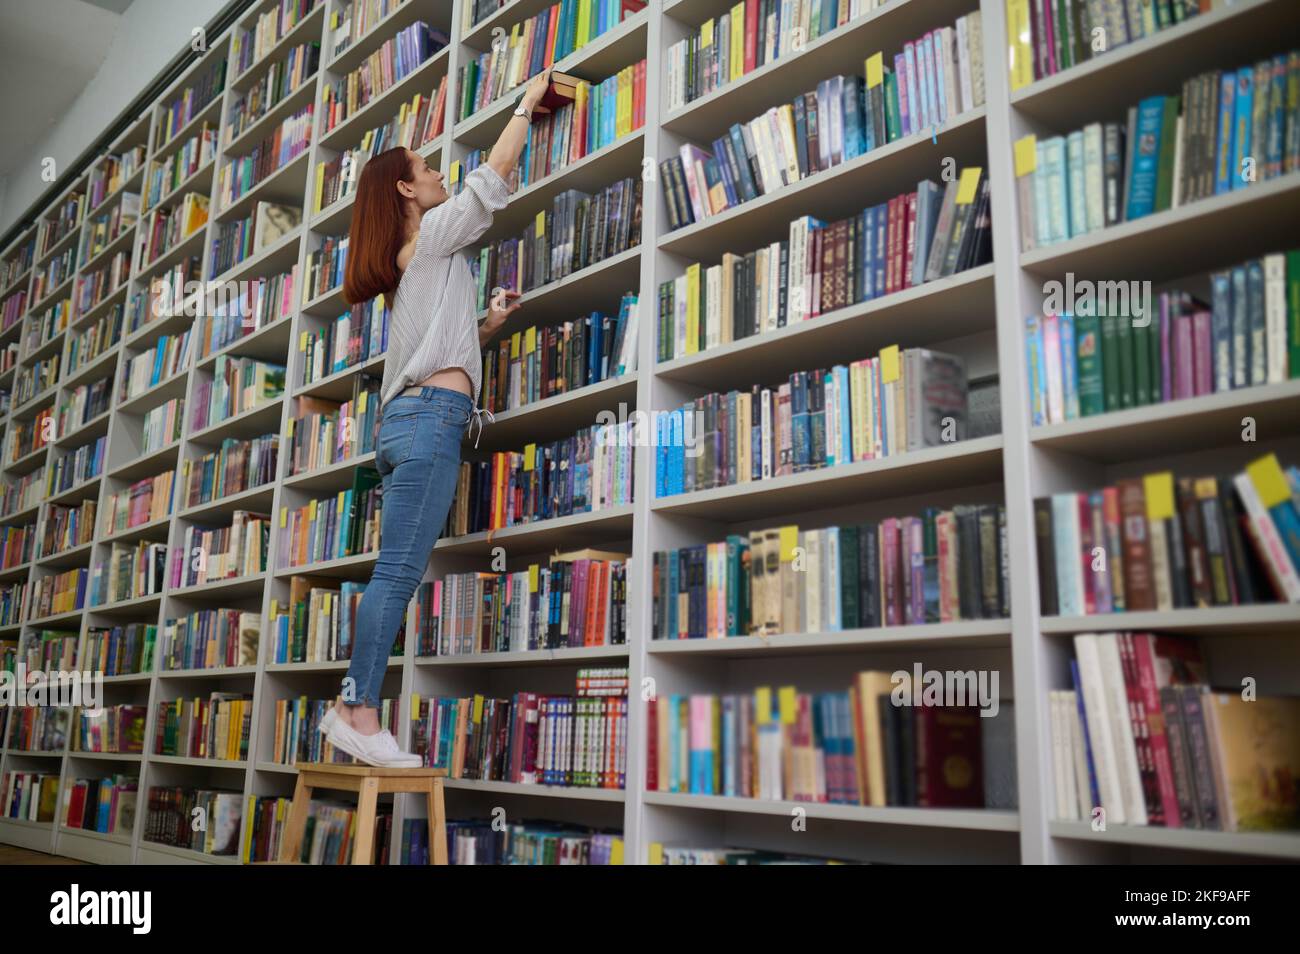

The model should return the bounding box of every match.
[343,386,474,708]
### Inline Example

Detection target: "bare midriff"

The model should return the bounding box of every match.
[418,365,473,397]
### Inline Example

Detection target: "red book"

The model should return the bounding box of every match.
[915,705,984,807]
[1132,633,1184,827]
[1077,492,1095,615]
[902,191,918,289]
[544,3,560,67]
[743,0,759,74]
[1119,633,1163,827]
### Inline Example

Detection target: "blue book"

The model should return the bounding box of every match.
[1210,270,1233,392]
[1060,312,1079,420]
[791,372,810,471]
[1231,265,1249,388]
[1070,659,1102,814]
[1214,71,1237,195]
[1025,314,1045,426]
[727,123,759,200]
[1266,55,1287,177]
[872,202,887,293]
[1125,95,1164,221]
[836,365,853,462]
[861,205,877,300]
[842,75,865,160]
[912,180,942,287]
[1052,493,1082,616]
[710,136,739,207]
[1232,66,1254,191]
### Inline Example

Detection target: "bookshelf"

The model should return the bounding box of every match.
[0,0,1295,865]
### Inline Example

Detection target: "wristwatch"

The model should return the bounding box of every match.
[512,91,531,119]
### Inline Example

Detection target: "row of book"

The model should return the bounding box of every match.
[12,629,76,672]
[232,0,320,76]
[218,104,315,210]
[654,347,979,496]
[192,353,286,430]
[143,123,216,213]
[269,577,408,664]
[320,22,449,135]
[41,500,96,555]
[413,668,630,788]
[277,468,379,570]
[284,375,380,477]
[30,247,77,306]
[1007,0,1232,90]
[2,236,35,289]
[653,508,1011,641]
[470,176,642,308]
[438,820,623,865]
[159,607,261,671]
[1053,631,1300,831]
[6,706,68,752]
[37,191,87,257]
[665,0,891,110]
[179,433,278,510]
[88,146,146,210]
[454,0,644,122]
[79,191,140,266]
[93,540,168,603]
[457,60,646,196]
[658,174,992,362]
[137,192,209,268]
[68,310,119,378]
[119,328,191,403]
[197,266,298,358]
[662,16,986,230]
[58,379,113,440]
[224,41,319,146]
[0,288,27,331]
[24,566,88,621]
[70,623,156,677]
[646,675,1016,808]
[156,58,226,149]
[144,787,242,855]
[74,248,132,317]
[72,704,146,753]
[303,234,348,304]
[153,693,252,761]
[444,419,635,537]
[210,200,304,277]
[168,510,271,588]
[3,772,60,822]
[1020,49,1300,249]
[63,775,137,836]
[301,298,390,387]
[480,293,640,415]
[1026,252,1300,428]
[313,78,448,214]
[423,548,630,656]
[142,396,185,456]
[328,0,402,60]
[1034,453,1300,618]
[101,469,174,537]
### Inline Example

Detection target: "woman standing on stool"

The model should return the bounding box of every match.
[318,69,553,767]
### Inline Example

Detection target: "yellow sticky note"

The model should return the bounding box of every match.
[755,686,772,724]
[610,838,624,865]
[1247,454,1291,509]
[778,686,797,724]
[411,693,421,719]
[299,331,308,351]
[358,390,367,413]
[1144,472,1175,522]
[279,507,286,528]
[701,18,713,47]
[1014,135,1037,177]
[525,326,536,353]
[955,166,982,205]
[880,344,900,383]
[472,695,484,722]
[528,563,539,592]
[535,211,545,237]
[647,841,662,865]
[524,443,535,470]
[511,331,521,358]
[865,52,884,89]
[779,526,798,562]
[309,498,317,519]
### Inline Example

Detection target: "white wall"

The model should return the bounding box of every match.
[0,0,228,234]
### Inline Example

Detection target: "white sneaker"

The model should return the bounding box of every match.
[325,720,422,768]
[318,707,339,736]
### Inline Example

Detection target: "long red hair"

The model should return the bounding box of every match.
[343,147,416,304]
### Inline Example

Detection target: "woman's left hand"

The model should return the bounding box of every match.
[481,288,522,341]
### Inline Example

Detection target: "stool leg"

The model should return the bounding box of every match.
[427,779,448,865]
[352,777,379,865]
[280,775,312,863]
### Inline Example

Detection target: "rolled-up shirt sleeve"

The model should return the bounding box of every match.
[416,164,511,259]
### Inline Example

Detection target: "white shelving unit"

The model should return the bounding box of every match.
[0,0,1297,865]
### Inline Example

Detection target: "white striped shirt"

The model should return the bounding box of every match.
[379,163,510,412]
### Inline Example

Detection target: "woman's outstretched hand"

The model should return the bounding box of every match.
[523,67,553,116]
[480,288,522,344]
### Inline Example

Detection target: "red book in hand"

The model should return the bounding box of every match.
[533,71,582,115]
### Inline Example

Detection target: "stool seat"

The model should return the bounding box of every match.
[278,762,449,864]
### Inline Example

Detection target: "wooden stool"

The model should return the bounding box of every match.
[279,763,449,865]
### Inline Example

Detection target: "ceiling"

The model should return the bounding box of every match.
[0,0,136,177]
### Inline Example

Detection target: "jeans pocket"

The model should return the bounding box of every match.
[377,416,417,473]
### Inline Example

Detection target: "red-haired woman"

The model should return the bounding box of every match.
[319,70,553,766]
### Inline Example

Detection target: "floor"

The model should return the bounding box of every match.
[0,845,87,864]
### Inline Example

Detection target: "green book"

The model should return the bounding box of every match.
[1148,303,1163,404]
[1288,249,1300,378]
[884,72,901,143]
[1133,311,1150,406]
[1117,312,1135,409]
[1101,312,1120,411]
[839,525,860,630]
[1075,313,1104,416]
[1154,95,1180,212]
